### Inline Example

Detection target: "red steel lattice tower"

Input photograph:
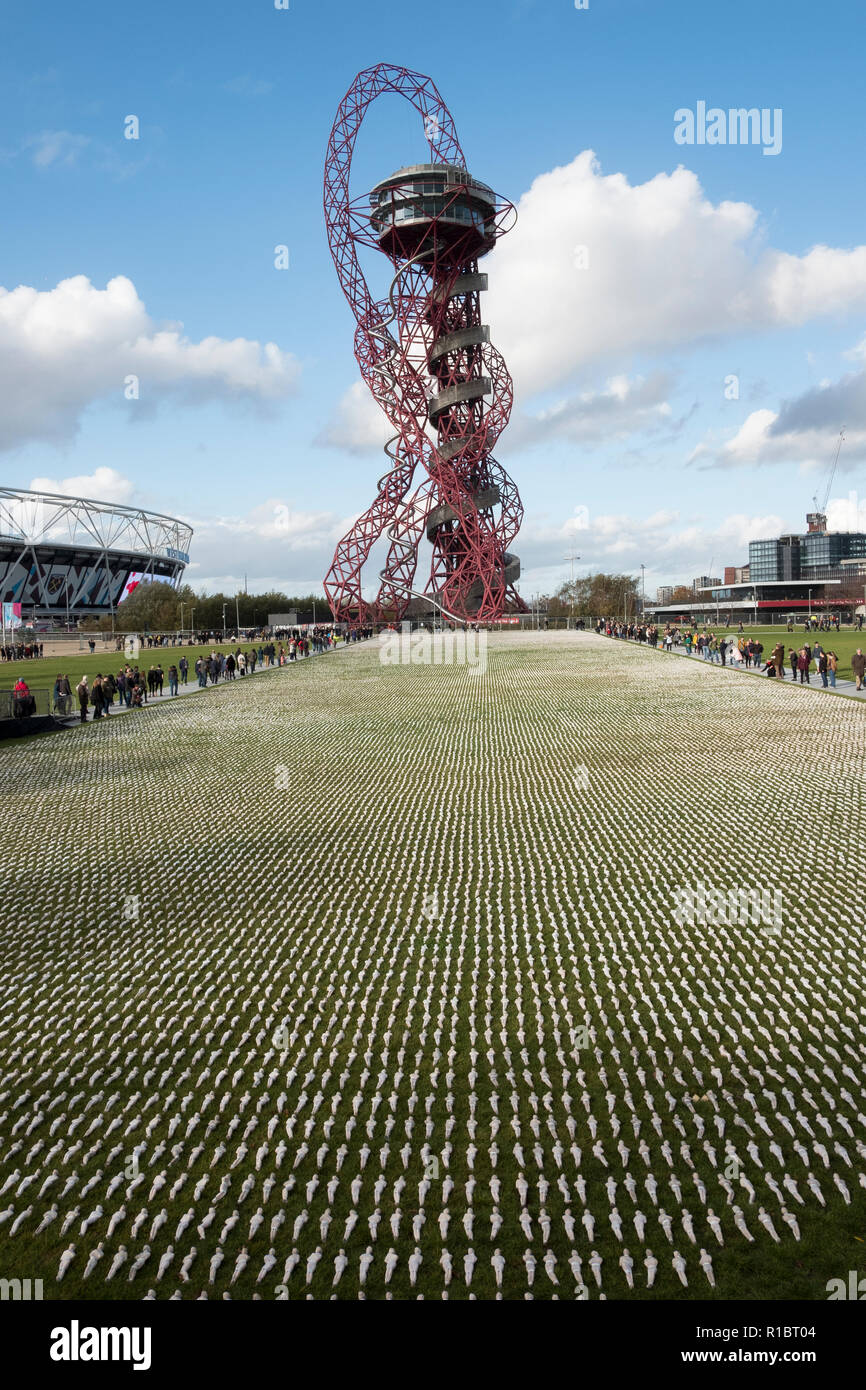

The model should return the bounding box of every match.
[322,63,527,626]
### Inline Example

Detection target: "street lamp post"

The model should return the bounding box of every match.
[180,602,184,636]
[222,602,227,637]
[235,594,240,636]
[640,564,645,623]
[564,551,580,628]
[190,608,195,640]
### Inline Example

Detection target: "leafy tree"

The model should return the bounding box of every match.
[113,580,332,631]
[549,572,640,619]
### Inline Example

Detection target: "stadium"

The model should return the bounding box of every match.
[0,487,192,624]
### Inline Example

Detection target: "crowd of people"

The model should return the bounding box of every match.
[1,640,44,661]
[49,627,368,724]
[596,620,863,689]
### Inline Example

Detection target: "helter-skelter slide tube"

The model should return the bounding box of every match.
[322,63,527,626]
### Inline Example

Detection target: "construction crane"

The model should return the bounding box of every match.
[808,427,845,531]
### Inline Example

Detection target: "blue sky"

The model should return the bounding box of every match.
[2,0,865,599]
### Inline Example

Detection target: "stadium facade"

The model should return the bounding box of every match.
[0,488,192,622]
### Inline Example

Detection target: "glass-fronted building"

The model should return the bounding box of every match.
[749,530,866,582]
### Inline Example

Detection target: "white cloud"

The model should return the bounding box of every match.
[516,506,784,593]
[24,130,90,167]
[315,379,390,455]
[486,151,866,400]
[28,466,135,505]
[0,275,300,450]
[689,361,866,471]
[184,500,352,595]
[515,371,675,444]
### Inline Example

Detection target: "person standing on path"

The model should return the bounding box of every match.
[76,676,89,722]
[91,675,105,718]
[818,651,829,688]
[828,651,838,688]
[852,648,866,691]
[812,641,823,675]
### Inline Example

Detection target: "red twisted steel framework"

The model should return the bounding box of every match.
[322,63,527,625]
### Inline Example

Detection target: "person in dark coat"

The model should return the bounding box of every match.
[852,648,866,691]
[77,676,89,722]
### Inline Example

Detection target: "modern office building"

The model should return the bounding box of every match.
[749,524,866,583]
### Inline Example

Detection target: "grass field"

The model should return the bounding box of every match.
[0,631,863,1301]
[680,624,866,683]
[0,641,281,694]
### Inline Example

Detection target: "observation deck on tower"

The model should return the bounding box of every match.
[369,164,499,258]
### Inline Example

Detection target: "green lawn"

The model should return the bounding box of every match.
[664,624,865,683]
[0,641,320,695]
[0,632,862,1301]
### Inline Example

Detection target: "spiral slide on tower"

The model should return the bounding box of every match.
[321,64,527,626]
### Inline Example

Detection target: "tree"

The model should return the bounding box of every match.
[114,580,189,632]
[114,580,333,632]
[549,572,640,619]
